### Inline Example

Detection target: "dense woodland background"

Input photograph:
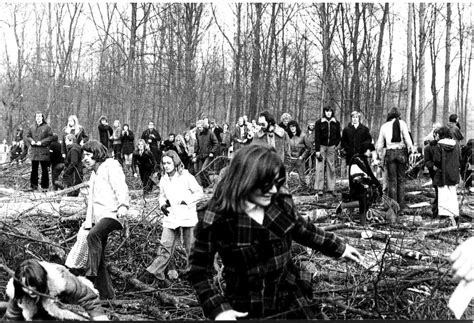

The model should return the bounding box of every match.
[0,3,472,146]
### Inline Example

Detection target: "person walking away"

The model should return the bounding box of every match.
[287,120,311,190]
[432,126,461,221]
[82,140,129,299]
[376,107,415,213]
[193,120,218,188]
[447,114,464,145]
[141,121,162,173]
[335,143,383,226]
[111,120,123,166]
[61,115,88,158]
[252,110,291,165]
[97,116,113,154]
[49,134,65,191]
[140,150,203,286]
[314,106,341,197]
[3,259,108,320]
[63,134,83,196]
[424,127,441,217]
[121,124,135,168]
[26,112,54,191]
[132,139,156,195]
[187,144,364,320]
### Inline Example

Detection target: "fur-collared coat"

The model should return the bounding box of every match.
[4,261,105,321]
[251,125,291,164]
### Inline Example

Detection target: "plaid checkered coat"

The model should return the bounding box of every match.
[188,193,346,319]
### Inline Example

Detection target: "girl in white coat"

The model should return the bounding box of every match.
[142,150,203,285]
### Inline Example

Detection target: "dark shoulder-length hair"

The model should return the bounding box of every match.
[13,259,48,300]
[287,120,301,138]
[212,144,286,214]
[82,140,108,162]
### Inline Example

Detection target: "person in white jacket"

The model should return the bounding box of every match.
[82,140,129,299]
[140,150,203,286]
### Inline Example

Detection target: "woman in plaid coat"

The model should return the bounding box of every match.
[188,144,364,319]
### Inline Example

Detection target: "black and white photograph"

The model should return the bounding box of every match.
[0,2,473,320]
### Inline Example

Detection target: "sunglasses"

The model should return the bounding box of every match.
[259,175,286,193]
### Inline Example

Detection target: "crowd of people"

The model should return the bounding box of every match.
[1,107,473,320]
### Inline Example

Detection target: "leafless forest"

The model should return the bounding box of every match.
[0,2,473,320]
[0,3,473,143]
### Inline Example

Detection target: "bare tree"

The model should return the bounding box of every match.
[374,3,389,130]
[248,3,262,120]
[443,3,452,122]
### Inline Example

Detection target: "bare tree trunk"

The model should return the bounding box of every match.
[406,4,413,124]
[234,4,242,121]
[349,3,365,112]
[248,3,262,120]
[429,4,438,124]
[417,3,426,145]
[443,3,452,122]
[374,3,389,131]
[464,30,473,133]
[262,3,278,111]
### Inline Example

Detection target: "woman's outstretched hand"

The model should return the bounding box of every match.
[215,310,248,320]
[341,244,364,264]
[450,237,474,282]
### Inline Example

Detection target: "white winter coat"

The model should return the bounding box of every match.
[159,169,203,229]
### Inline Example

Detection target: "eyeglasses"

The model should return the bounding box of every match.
[259,175,285,193]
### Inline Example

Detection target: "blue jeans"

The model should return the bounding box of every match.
[86,217,122,299]
[385,148,408,210]
[146,227,195,280]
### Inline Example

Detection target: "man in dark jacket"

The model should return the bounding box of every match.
[141,121,162,172]
[97,116,113,151]
[314,106,341,197]
[432,126,461,218]
[26,112,54,191]
[63,134,83,196]
[49,134,65,191]
[341,111,372,166]
[194,119,218,188]
[161,133,178,152]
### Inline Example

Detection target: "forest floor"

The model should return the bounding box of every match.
[0,160,473,320]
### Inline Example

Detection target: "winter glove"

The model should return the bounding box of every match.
[161,200,171,216]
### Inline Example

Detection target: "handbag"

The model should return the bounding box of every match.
[65,226,90,269]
